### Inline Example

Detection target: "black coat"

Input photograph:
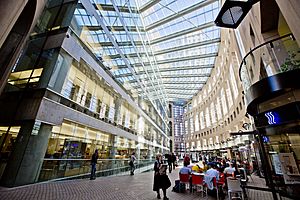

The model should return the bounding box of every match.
[153,160,171,191]
[91,153,98,164]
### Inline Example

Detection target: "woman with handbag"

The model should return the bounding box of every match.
[129,152,136,175]
[153,153,171,200]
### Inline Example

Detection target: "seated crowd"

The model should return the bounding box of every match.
[177,156,250,198]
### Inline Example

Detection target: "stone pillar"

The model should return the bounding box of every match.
[1,121,52,187]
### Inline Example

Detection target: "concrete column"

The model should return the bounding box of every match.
[136,143,141,161]
[109,134,116,159]
[114,98,123,124]
[1,122,52,187]
[276,0,300,46]
[137,96,142,108]
[227,148,232,160]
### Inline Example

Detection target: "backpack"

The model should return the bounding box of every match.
[172,180,186,193]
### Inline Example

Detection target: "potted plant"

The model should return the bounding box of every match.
[280,51,300,72]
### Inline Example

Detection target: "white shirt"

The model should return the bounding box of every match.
[205,168,219,180]
[224,166,235,174]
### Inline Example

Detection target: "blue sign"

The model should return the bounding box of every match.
[263,136,270,143]
[264,111,280,125]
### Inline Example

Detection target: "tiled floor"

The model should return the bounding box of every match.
[0,167,279,200]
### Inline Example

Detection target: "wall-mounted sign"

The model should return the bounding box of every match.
[255,103,300,128]
[31,121,41,135]
[264,111,280,125]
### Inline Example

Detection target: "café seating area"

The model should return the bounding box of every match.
[176,159,250,200]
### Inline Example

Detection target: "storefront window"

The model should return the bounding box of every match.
[0,126,20,179]
[265,131,300,198]
[46,121,111,159]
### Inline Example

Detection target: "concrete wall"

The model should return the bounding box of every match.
[275,0,300,45]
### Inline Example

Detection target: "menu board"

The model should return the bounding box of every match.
[279,153,300,184]
[272,154,283,175]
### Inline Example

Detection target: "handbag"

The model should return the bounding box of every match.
[165,175,171,189]
[129,160,134,167]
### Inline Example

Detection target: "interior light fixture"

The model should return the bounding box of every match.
[214,0,260,29]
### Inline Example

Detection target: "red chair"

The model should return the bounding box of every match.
[218,173,226,186]
[191,174,207,198]
[213,177,219,200]
[179,173,190,192]
[225,173,233,178]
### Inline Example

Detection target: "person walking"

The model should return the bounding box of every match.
[167,153,172,173]
[129,152,136,175]
[171,153,177,170]
[90,149,98,180]
[153,153,171,200]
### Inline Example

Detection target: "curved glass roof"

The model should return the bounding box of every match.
[73,0,220,115]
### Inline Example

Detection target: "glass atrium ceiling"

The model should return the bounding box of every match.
[74,0,220,109]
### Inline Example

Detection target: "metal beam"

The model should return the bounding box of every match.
[110,0,168,120]
[139,0,161,13]
[115,64,214,75]
[90,41,144,47]
[145,0,217,31]
[130,79,206,85]
[78,3,138,13]
[107,38,219,59]
[85,25,144,32]
[154,38,220,55]
[114,52,217,68]
[159,64,214,72]
[151,21,215,44]
[137,86,200,93]
[156,52,218,65]
[161,73,211,78]
[107,52,147,59]
[145,91,196,97]
[116,70,211,79]
[165,87,200,91]
[147,93,194,99]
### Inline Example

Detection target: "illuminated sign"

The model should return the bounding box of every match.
[264,111,280,125]
[262,136,270,143]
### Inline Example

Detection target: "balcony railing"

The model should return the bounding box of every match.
[239,33,300,92]
[38,158,154,182]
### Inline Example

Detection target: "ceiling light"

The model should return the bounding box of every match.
[214,0,260,29]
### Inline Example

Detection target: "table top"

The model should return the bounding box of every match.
[191,172,205,176]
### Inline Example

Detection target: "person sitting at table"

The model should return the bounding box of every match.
[200,161,208,172]
[179,161,192,174]
[191,164,202,173]
[179,161,192,192]
[183,155,191,166]
[224,162,235,177]
[204,164,220,191]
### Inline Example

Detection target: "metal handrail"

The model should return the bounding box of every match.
[42,158,153,161]
[238,33,294,81]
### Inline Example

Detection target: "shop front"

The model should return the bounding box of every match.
[245,71,300,199]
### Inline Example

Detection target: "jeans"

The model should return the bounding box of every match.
[130,164,135,175]
[168,163,172,173]
[90,163,96,179]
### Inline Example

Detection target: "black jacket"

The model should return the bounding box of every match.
[91,153,98,164]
